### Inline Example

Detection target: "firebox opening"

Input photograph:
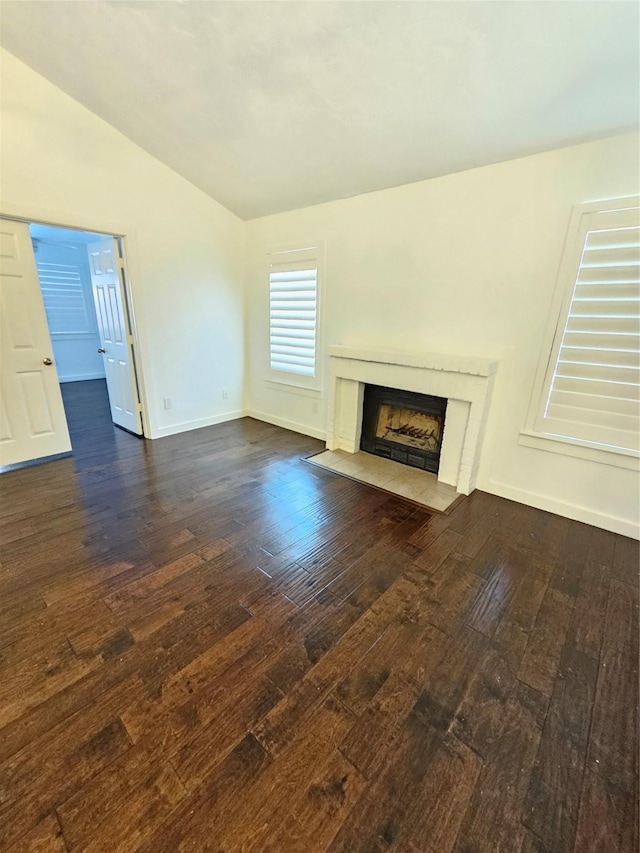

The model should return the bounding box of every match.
[360,384,447,474]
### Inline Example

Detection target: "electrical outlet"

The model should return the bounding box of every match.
[163,397,172,410]
[222,390,229,400]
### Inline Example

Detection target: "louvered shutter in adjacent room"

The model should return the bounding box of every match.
[36,261,92,335]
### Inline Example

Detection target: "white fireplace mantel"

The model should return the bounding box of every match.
[326,346,499,495]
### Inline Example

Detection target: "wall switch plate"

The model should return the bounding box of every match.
[222,390,229,399]
[163,397,172,410]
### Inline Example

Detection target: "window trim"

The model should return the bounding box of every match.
[523,195,640,465]
[265,242,324,392]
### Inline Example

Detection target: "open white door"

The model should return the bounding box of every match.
[0,219,71,467]
[88,238,143,435]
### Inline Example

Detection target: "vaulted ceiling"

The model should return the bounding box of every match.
[1,1,638,219]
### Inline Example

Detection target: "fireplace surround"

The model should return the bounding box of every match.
[326,346,498,495]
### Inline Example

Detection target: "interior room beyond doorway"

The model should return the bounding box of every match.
[30,223,107,385]
[29,221,144,444]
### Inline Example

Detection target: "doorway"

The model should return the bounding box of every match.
[31,224,107,384]
[0,217,144,470]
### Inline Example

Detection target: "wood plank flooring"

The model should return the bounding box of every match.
[0,379,637,852]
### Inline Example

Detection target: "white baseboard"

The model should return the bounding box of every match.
[149,409,638,538]
[247,409,326,441]
[484,478,640,540]
[152,409,247,439]
[150,408,326,441]
[59,373,106,383]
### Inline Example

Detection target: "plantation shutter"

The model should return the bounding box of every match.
[36,261,92,335]
[538,205,640,453]
[269,256,318,378]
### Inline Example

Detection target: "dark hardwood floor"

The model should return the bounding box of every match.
[0,379,637,852]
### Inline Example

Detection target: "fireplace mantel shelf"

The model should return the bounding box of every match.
[328,346,498,377]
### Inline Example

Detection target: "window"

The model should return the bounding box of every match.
[37,260,93,336]
[531,197,639,458]
[268,246,320,387]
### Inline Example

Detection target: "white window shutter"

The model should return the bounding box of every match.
[537,205,640,453]
[269,256,318,379]
[36,261,92,335]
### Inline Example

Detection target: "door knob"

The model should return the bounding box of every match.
[97,348,106,353]
[42,357,53,365]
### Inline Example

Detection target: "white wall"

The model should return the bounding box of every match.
[33,239,106,383]
[246,133,640,538]
[0,49,245,438]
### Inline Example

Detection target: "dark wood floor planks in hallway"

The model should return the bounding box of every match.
[0,379,637,852]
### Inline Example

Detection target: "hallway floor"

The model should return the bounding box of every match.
[60,378,141,457]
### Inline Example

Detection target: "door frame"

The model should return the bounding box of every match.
[0,210,150,438]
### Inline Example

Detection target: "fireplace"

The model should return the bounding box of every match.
[360,384,447,474]
[327,347,498,494]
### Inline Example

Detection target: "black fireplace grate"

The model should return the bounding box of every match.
[360,384,447,474]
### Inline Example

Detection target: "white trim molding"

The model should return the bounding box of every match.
[325,346,498,495]
[152,409,247,439]
[264,379,322,398]
[247,409,326,441]
[518,429,639,471]
[485,478,639,540]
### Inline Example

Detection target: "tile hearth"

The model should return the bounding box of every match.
[306,449,462,513]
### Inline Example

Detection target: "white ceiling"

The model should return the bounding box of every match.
[1,1,638,220]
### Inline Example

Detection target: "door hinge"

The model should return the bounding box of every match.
[137,403,143,412]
